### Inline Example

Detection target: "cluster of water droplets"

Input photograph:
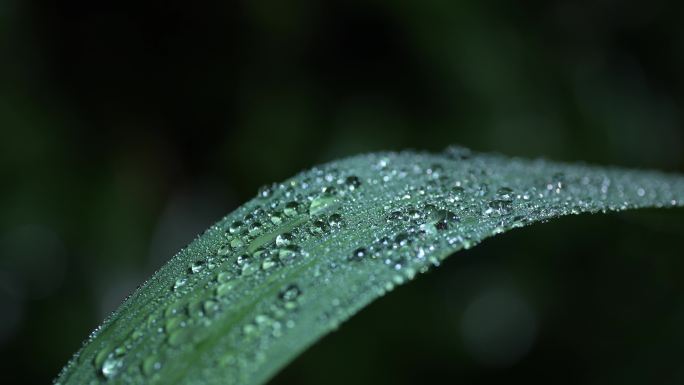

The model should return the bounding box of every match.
[55,146,684,385]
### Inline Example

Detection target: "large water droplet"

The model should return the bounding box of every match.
[189,261,205,274]
[228,221,243,234]
[275,232,293,247]
[278,244,303,263]
[217,244,231,257]
[270,211,283,225]
[496,187,514,200]
[100,356,122,379]
[310,219,329,235]
[328,213,343,228]
[486,200,513,216]
[309,191,337,216]
[173,277,187,291]
[249,221,263,237]
[261,256,278,270]
[283,201,300,217]
[230,238,244,249]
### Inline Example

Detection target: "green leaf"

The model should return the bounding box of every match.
[55,146,684,385]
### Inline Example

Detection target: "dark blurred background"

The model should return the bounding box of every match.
[1,0,684,384]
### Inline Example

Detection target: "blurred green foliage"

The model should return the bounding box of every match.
[0,0,683,383]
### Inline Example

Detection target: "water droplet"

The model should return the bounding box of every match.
[249,221,263,236]
[275,232,293,247]
[239,261,258,276]
[173,278,187,291]
[167,329,192,347]
[444,145,472,160]
[278,245,303,263]
[165,316,185,332]
[284,201,300,217]
[279,284,301,309]
[258,184,274,198]
[100,356,122,379]
[270,212,283,225]
[496,187,514,200]
[328,213,343,228]
[486,200,513,216]
[349,247,367,261]
[388,210,405,222]
[203,300,219,317]
[547,172,566,193]
[217,244,231,257]
[93,348,110,368]
[189,261,205,274]
[310,219,329,235]
[164,302,184,318]
[309,191,337,216]
[345,175,362,191]
[230,238,244,249]
[451,186,465,200]
[475,183,489,197]
[435,210,458,230]
[394,232,410,247]
[141,355,162,376]
[261,257,278,270]
[243,323,257,335]
[217,271,232,283]
[424,204,442,222]
[216,281,235,297]
[187,299,205,318]
[427,163,444,178]
[228,221,243,234]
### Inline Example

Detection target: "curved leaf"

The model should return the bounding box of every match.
[55,147,684,385]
